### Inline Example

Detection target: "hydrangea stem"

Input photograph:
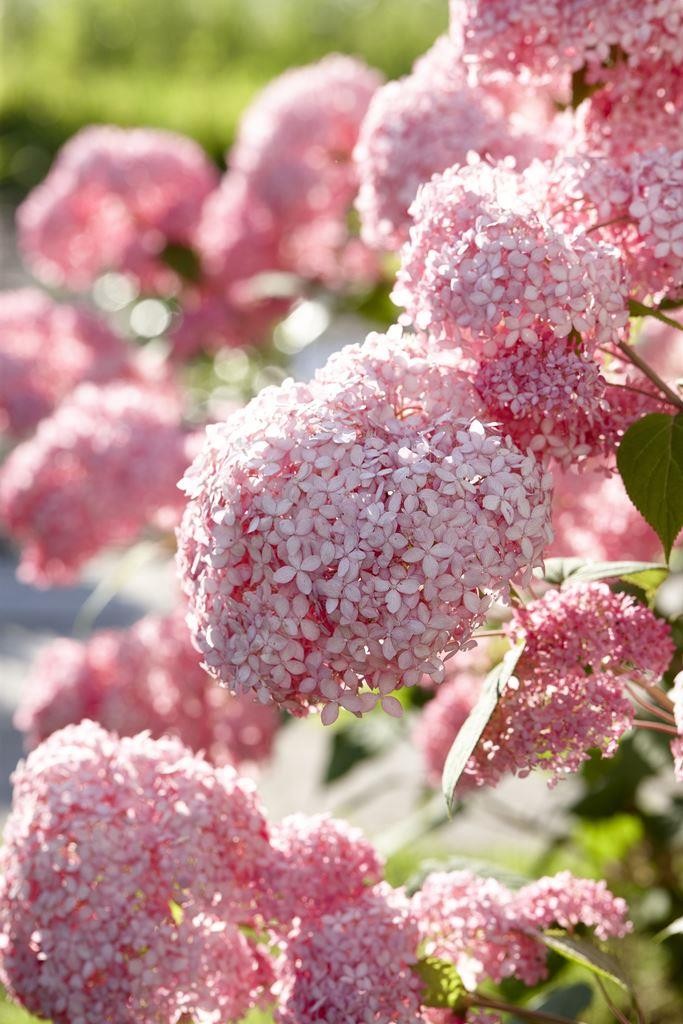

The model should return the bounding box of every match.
[470,993,591,1024]
[616,340,683,411]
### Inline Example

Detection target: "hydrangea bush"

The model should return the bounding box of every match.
[1,1,683,1021]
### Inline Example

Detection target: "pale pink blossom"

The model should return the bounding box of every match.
[512,872,631,941]
[0,382,191,585]
[15,608,279,767]
[266,813,383,925]
[0,288,132,436]
[275,883,423,1024]
[671,672,683,782]
[177,329,552,721]
[18,126,218,291]
[549,465,671,561]
[413,869,629,991]
[227,55,383,288]
[394,159,629,356]
[455,0,683,78]
[462,584,674,789]
[0,722,274,1023]
[354,34,562,251]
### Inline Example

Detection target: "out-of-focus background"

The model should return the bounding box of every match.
[1,0,446,200]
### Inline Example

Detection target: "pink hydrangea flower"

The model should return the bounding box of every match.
[15,608,279,767]
[0,382,191,585]
[0,288,134,436]
[265,813,383,926]
[227,55,383,288]
[394,159,629,356]
[275,883,424,1024]
[580,60,683,163]
[473,340,617,468]
[549,464,674,561]
[177,329,552,722]
[413,869,630,992]
[512,872,631,941]
[0,721,274,1023]
[455,0,683,78]
[354,34,562,251]
[542,148,683,303]
[17,126,218,291]
[414,670,482,788]
[461,584,674,789]
[412,871,548,989]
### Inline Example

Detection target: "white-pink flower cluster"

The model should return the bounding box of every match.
[354,33,561,251]
[394,159,629,356]
[177,329,552,722]
[455,0,683,78]
[0,381,191,584]
[15,607,280,766]
[0,721,633,1024]
[0,289,133,436]
[17,125,218,291]
[0,722,274,1024]
[460,583,674,790]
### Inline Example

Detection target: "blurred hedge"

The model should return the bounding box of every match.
[0,0,447,197]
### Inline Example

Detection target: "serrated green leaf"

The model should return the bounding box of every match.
[629,299,683,332]
[617,413,683,560]
[441,642,525,814]
[540,933,630,992]
[414,957,467,1009]
[655,915,683,942]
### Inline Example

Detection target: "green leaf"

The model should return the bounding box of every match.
[530,983,593,1018]
[414,957,467,1010]
[441,642,525,814]
[168,898,184,926]
[539,933,631,993]
[617,413,683,560]
[542,558,668,586]
[655,915,683,942]
[161,242,202,283]
[629,299,683,332]
[323,727,383,784]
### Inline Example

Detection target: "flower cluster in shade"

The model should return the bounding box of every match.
[459,583,675,790]
[0,381,192,585]
[15,606,279,768]
[353,32,564,251]
[177,328,553,723]
[0,721,631,1024]
[0,289,135,437]
[413,665,482,789]
[17,126,218,292]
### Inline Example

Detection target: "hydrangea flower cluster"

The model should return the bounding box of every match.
[177,329,552,722]
[17,125,218,291]
[0,722,632,1024]
[15,607,280,766]
[414,869,629,991]
[0,382,191,584]
[456,0,683,78]
[354,33,561,251]
[0,722,274,1024]
[0,289,133,437]
[394,159,629,356]
[460,583,674,789]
